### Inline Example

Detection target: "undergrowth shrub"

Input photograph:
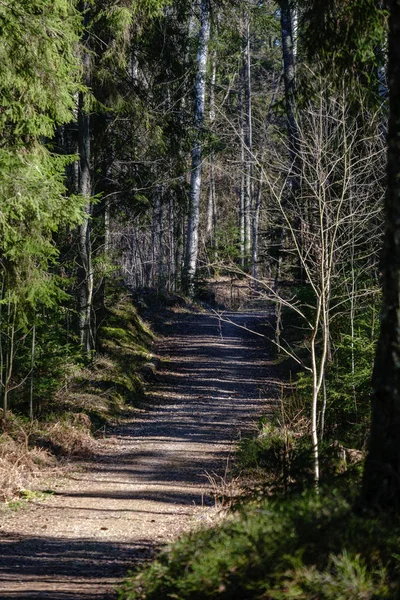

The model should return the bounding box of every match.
[237,419,312,491]
[34,415,95,458]
[118,490,398,600]
[237,390,364,496]
[276,280,379,452]
[0,428,56,501]
[0,293,155,499]
[290,552,389,600]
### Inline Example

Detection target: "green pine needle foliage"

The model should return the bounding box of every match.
[299,0,388,75]
[0,0,84,330]
[0,0,82,141]
[118,491,398,600]
[0,145,84,320]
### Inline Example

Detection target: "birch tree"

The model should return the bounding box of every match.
[242,5,253,270]
[263,89,384,484]
[206,49,218,261]
[183,0,211,296]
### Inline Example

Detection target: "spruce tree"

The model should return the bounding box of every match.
[0,0,84,418]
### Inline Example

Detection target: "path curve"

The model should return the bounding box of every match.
[0,310,277,599]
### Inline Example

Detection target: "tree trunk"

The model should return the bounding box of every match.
[280,0,302,284]
[77,2,94,355]
[78,95,93,355]
[29,324,36,422]
[206,51,217,263]
[104,197,110,257]
[243,8,252,269]
[183,0,211,297]
[239,83,246,268]
[152,184,164,289]
[2,296,16,422]
[252,168,262,286]
[168,195,176,289]
[291,5,298,61]
[273,1,299,291]
[362,1,400,510]
[280,0,299,168]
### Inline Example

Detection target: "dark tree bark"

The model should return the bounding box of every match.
[77,1,94,355]
[362,0,400,510]
[238,81,246,268]
[243,7,253,270]
[280,0,299,167]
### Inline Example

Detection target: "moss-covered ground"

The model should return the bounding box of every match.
[0,292,155,500]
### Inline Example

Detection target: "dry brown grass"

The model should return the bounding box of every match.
[0,412,96,501]
[0,434,56,501]
[206,276,252,309]
[204,469,244,510]
[40,417,95,458]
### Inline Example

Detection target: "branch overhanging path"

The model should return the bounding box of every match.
[0,308,278,599]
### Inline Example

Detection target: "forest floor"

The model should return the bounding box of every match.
[0,307,279,599]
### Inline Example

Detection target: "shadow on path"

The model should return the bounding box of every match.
[0,309,277,599]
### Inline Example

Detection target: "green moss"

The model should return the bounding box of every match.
[58,295,154,427]
[19,489,54,501]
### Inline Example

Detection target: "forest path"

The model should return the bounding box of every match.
[0,309,278,599]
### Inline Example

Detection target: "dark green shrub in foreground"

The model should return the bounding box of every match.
[118,490,399,600]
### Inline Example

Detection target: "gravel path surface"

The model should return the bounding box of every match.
[0,309,277,599]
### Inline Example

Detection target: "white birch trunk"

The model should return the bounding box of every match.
[252,170,262,286]
[291,6,298,61]
[239,84,245,268]
[183,0,211,296]
[243,9,252,268]
[206,51,217,261]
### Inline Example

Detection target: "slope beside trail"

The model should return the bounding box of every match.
[0,309,278,600]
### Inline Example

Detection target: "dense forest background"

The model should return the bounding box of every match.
[3,0,400,597]
[0,0,387,471]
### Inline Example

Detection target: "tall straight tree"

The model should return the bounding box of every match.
[273,0,301,289]
[280,0,299,170]
[206,48,218,260]
[75,0,170,352]
[0,0,84,417]
[362,0,400,511]
[77,0,94,355]
[183,0,211,296]
[242,3,253,270]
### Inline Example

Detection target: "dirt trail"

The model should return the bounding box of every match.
[0,310,277,599]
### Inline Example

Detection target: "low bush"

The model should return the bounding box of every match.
[118,490,399,600]
[33,414,95,458]
[0,294,155,501]
[0,429,55,501]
